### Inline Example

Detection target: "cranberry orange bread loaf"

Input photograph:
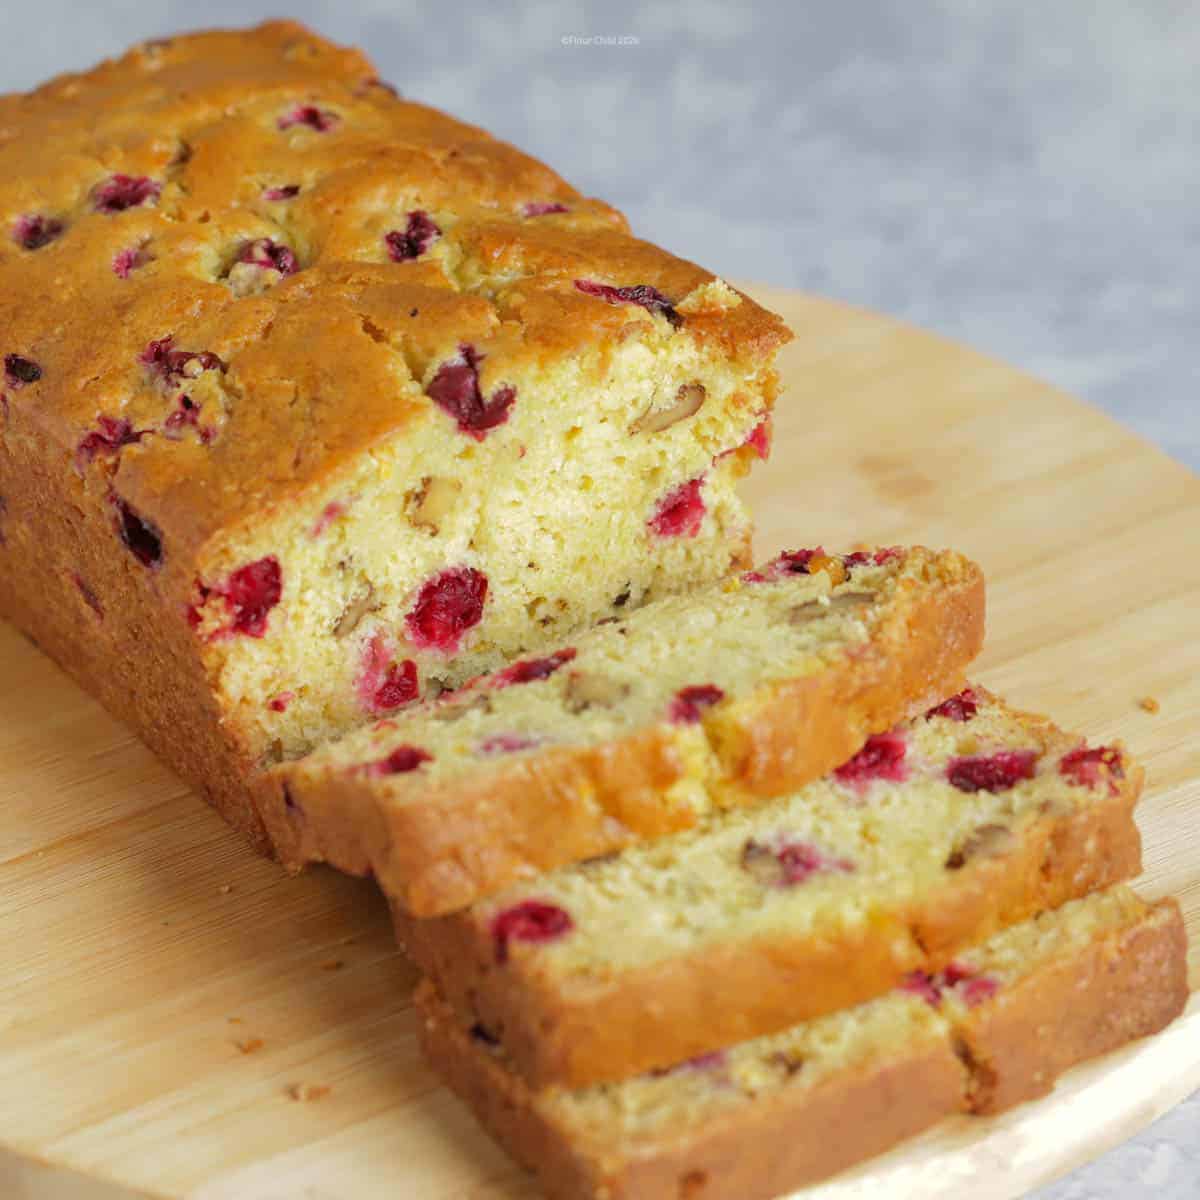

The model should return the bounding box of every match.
[418,888,1187,1200]
[398,688,1142,1085]
[0,22,789,851]
[260,545,984,912]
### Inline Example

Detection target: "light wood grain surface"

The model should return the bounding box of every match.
[1,286,1196,1200]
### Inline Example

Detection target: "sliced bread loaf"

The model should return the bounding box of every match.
[397,688,1142,1085]
[259,545,984,913]
[417,887,1187,1200]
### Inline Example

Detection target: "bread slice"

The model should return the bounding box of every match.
[417,888,1187,1200]
[0,21,788,852]
[397,688,1142,1086]
[259,545,984,912]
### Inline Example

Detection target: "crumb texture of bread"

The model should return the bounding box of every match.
[399,688,1144,1086]
[0,21,789,846]
[263,545,985,910]
[416,888,1188,1200]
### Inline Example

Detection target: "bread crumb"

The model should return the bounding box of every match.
[286,1083,332,1102]
[1138,696,1160,714]
[219,884,233,895]
[320,958,345,972]
[227,1016,244,1024]
[235,1036,264,1055]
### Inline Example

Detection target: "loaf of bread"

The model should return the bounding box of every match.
[417,887,1187,1200]
[397,688,1143,1086]
[261,544,984,913]
[0,21,788,851]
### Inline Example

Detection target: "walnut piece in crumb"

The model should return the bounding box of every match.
[1139,696,1161,714]
[286,1082,332,1102]
[219,883,233,895]
[235,1036,264,1055]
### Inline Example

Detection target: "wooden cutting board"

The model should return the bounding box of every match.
[2,285,1197,1200]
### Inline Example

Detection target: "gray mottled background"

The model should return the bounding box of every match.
[4,2,1197,1196]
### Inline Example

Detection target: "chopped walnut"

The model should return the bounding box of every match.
[334,582,376,638]
[563,670,631,713]
[406,475,460,534]
[946,823,1018,870]
[631,382,706,434]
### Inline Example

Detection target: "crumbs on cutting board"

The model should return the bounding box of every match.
[320,958,345,972]
[286,1083,332,1102]
[1138,696,1161,714]
[235,1037,264,1055]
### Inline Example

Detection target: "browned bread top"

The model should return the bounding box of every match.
[0,20,790,562]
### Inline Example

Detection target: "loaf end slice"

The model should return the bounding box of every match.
[262,545,984,914]
[416,887,1188,1200]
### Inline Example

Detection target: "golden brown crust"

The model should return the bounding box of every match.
[710,548,985,799]
[414,898,1189,1199]
[394,747,1143,1088]
[959,897,1188,1114]
[259,550,986,914]
[415,980,965,1200]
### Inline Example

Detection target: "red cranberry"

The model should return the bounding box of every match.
[237,238,299,275]
[1059,744,1125,793]
[835,732,909,786]
[742,838,854,887]
[385,210,441,261]
[277,105,340,132]
[494,647,577,687]
[356,634,421,713]
[956,975,999,1007]
[111,495,163,567]
[373,745,433,775]
[479,733,540,754]
[309,500,347,538]
[375,660,420,710]
[669,684,725,724]
[268,691,295,713]
[113,242,152,278]
[162,395,216,443]
[522,201,569,217]
[843,547,903,571]
[947,749,1038,794]
[76,417,146,470]
[426,345,516,439]
[903,963,998,1009]
[649,477,706,538]
[140,336,225,383]
[263,184,301,201]
[746,419,772,460]
[491,900,573,964]
[92,175,161,214]
[900,971,943,1007]
[222,557,283,636]
[13,214,64,250]
[4,355,41,387]
[406,566,488,652]
[776,548,824,574]
[926,688,979,722]
[777,841,853,885]
[574,279,682,328]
